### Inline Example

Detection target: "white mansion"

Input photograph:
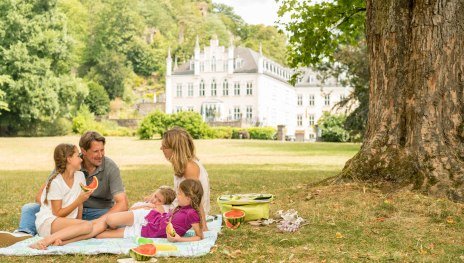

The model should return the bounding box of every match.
[165,37,351,141]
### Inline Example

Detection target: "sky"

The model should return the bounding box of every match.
[212,0,281,26]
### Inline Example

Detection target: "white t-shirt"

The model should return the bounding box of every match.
[35,171,86,230]
[172,159,210,215]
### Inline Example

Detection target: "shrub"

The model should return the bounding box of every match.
[209,126,236,139]
[169,111,210,139]
[232,129,250,139]
[317,112,350,142]
[248,127,276,140]
[84,81,110,116]
[72,106,134,136]
[137,110,169,139]
[99,120,134,136]
[137,111,212,139]
[72,106,101,134]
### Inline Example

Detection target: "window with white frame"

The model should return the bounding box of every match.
[297,94,303,106]
[233,106,241,120]
[340,94,346,101]
[297,114,303,126]
[234,82,240,96]
[188,83,193,97]
[223,79,229,96]
[211,79,217,96]
[199,80,205,96]
[324,94,330,106]
[200,62,204,72]
[246,82,253,95]
[187,106,194,112]
[308,94,315,106]
[176,83,182,97]
[308,114,315,126]
[246,106,253,119]
[211,56,216,72]
[176,106,182,113]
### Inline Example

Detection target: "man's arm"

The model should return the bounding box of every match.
[35,183,46,204]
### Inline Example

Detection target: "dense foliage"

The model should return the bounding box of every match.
[317,112,350,142]
[278,0,368,139]
[0,0,85,135]
[138,111,277,140]
[0,0,288,136]
[84,82,110,116]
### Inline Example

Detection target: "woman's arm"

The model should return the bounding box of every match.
[167,223,203,242]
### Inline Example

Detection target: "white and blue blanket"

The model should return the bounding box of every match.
[0,215,222,257]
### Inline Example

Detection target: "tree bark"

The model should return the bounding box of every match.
[340,0,464,201]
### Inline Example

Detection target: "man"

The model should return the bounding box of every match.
[0,131,129,247]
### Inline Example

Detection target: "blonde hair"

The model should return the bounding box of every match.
[173,179,204,226]
[157,186,176,204]
[162,127,196,177]
[44,144,77,205]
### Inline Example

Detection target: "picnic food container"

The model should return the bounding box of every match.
[217,193,274,221]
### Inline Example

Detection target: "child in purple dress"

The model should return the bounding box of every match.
[96,179,204,242]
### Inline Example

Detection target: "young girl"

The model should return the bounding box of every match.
[54,185,178,246]
[96,179,204,242]
[161,127,210,231]
[130,186,176,212]
[29,144,93,250]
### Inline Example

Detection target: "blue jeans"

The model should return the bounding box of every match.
[82,207,109,221]
[17,203,40,235]
[17,203,109,235]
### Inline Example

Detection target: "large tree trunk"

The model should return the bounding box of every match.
[340,0,464,201]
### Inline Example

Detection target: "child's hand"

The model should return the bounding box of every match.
[166,233,181,242]
[78,190,93,203]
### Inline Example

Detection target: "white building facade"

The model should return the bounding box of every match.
[294,69,352,141]
[165,37,351,141]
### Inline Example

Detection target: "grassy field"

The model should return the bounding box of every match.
[0,137,463,262]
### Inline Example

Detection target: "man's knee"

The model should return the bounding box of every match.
[21,203,40,213]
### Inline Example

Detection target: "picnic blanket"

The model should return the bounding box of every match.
[0,215,222,257]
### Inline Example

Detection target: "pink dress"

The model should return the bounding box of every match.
[140,205,200,238]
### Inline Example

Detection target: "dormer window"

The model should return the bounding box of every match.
[235,57,243,69]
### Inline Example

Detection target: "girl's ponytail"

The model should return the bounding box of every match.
[43,144,76,205]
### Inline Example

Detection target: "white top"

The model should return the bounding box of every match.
[173,159,210,215]
[35,171,86,230]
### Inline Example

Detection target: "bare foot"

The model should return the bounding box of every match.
[29,240,47,250]
[52,239,63,246]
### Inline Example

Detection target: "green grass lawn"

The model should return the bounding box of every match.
[0,137,463,262]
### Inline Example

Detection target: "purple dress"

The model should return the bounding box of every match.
[140,205,200,238]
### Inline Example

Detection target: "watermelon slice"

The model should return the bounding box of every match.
[129,243,156,261]
[224,209,245,229]
[80,176,98,192]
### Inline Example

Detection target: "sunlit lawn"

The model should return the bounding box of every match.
[1,137,463,262]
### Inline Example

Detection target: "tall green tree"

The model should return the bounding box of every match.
[280,0,464,201]
[0,0,81,135]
